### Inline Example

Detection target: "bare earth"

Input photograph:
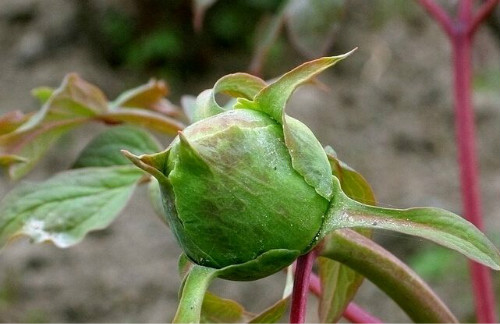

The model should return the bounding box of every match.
[1,0,499,322]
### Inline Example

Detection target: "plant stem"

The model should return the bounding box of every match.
[320,229,458,323]
[309,273,383,323]
[416,1,499,322]
[451,17,498,324]
[290,250,316,323]
[344,303,383,324]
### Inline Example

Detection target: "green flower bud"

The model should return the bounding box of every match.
[172,109,328,267]
[125,55,352,280]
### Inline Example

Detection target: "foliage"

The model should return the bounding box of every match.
[1,1,500,323]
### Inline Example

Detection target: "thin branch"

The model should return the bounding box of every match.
[416,0,454,37]
[344,303,384,324]
[458,0,474,23]
[290,251,316,323]
[469,0,500,36]
[309,271,322,296]
[451,25,499,323]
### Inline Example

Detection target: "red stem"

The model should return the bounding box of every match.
[451,23,498,324]
[290,251,316,323]
[309,274,383,323]
[344,303,383,324]
[417,1,499,322]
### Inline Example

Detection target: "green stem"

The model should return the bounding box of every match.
[320,229,457,323]
[173,265,219,324]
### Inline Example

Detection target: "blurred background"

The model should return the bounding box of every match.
[0,0,499,322]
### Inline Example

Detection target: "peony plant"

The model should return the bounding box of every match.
[0,52,499,323]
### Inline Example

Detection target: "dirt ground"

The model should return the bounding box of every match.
[0,0,499,322]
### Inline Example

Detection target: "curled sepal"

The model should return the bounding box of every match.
[192,73,267,122]
[236,51,355,123]
[173,250,298,323]
[321,177,500,270]
[174,264,220,324]
[237,53,353,200]
[175,252,294,324]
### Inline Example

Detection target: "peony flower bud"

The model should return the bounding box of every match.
[125,54,351,280]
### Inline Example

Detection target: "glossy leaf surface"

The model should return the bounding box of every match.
[73,125,161,168]
[0,166,143,248]
[200,292,247,323]
[323,178,500,270]
[249,297,289,323]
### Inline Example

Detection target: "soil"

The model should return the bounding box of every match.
[0,0,499,322]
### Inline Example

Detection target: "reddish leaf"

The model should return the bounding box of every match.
[0,111,31,135]
[98,108,184,135]
[2,118,89,179]
[111,79,169,110]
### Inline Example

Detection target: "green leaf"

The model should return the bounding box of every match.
[320,229,458,323]
[0,166,144,248]
[31,87,54,105]
[285,0,345,58]
[73,126,161,168]
[323,177,500,270]
[193,73,267,122]
[326,146,375,206]
[110,79,168,110]
[200,292,247,323]
[249,297,289,323]
[318,254,364,323]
